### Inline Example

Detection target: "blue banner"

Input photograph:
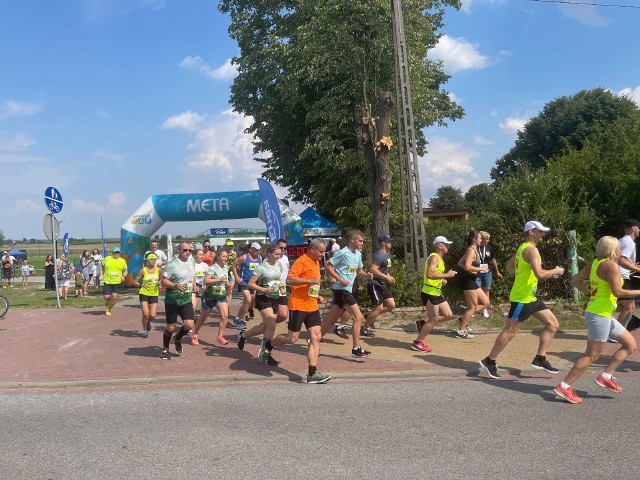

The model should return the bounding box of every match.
[209,228,230,236]
[257,179,284,244]
[62,233,69,258]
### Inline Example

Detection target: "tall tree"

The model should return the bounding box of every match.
[219,0,463,239]
[491,88,639,180]
[428,185,467,210]
[464,182,493,214]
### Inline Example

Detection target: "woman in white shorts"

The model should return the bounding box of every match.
[554,236,639,404]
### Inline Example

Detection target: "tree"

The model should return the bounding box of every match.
[464,183,493,214]
[491,88,639,180]
[0,229,4,246]
[219,0,463,239]
[428,185,467,210]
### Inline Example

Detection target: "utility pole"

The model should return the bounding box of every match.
[391,0,427,270]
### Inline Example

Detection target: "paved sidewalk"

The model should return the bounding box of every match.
[1,298,639,390]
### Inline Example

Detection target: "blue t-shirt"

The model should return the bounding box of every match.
[330,247,363,291]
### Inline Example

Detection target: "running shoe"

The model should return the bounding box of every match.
[369,323,377,331]
[531,356,559,373]
[215,335,228,346]
[307,371,332,384]
[351,347,372,358]
[234,317,247,330]
[266,355,280,366]
[105,310,111,316]
[410,340,432,352]
[237,330,246,350]
[482,308,489,318]
[146,321,152,332]
[455,329,474,339]
[479,357,500,379]
[414,320,425,333]
[160,348,171,360]
[142,331,148,338]
[595,374,623,393]
[360,327,375,338]
[553,384,583,404]
[191,334,199,346]
[258,343,271,364]
[173,336,183,356]
[333,325,349,339]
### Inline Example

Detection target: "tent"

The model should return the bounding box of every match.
[7,249,27,261]
[299,207,341,237]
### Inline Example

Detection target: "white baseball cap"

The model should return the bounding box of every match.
[433,236,453,246]
[250,242,261,249]
[524,221,550,233]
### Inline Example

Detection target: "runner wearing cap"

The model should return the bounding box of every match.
[480,221,565,379]
[232,242,262,329]
[131,254,159,337]
[411,236,457,352]
[360,234,396,337]
[614,219,640,331]
[101,247,128,316]
[554,236,640,404]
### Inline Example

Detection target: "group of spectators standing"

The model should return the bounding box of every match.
[43,249,105,299]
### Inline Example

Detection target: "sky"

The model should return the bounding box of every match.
[1,0,640,241]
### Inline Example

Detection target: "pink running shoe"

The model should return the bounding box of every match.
[410,340,432,353]
[216,335,229,346]
[553,384,583,404]
[595,374,622,393]
[191,334,199,346]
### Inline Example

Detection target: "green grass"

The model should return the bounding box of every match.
[0,284,138,310]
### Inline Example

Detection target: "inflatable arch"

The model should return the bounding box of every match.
[121,187,303,282]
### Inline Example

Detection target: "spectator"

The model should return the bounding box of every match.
[44,255,56,291]
[56,253,74,300]
[92,248,103,291]
[80,250,93,297]
[2,251,15,288]
[21,260,30,287]
[475,231,503,317]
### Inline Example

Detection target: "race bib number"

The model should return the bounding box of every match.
[249,262,258,271]
[184,283,193,294]
[348,265,357,275]
[308,284,320,298]
[195,269,205,276]
[109,272,120,280]
[212,283,226,295]
[268,280,280,298]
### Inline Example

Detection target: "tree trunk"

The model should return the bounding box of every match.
[362,90,394,253]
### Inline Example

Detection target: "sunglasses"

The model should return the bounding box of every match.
[182,249,193,253]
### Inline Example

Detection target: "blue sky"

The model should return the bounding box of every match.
[1,0,639,240]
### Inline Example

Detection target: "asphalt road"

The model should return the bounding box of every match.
[1,375,638,479]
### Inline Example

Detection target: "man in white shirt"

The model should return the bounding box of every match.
[145,240,168,270]
[616,219,640,327]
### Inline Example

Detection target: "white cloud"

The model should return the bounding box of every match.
[558,4,611,27]
[499,116,529,135]
[72,199,105,213]
[473,135,494,146]
[161,110,206,132]
[460,0,506,14]
[14,199,40,211]
[618,86,640,106]
[107,192,127,211]
[448,91,462,104]
[93,149,125,162]
[0,100,41,120]
[0,132,46,164]
[430,35,489,73]
[419,137,479,197]
[179,56,237,81]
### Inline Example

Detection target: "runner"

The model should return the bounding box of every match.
[614,219,640,330]
[479,221,565,379]
[192,248,208,316]
[270,238,331,383]
[411,236,457,352]
[554,236,640,404]
[244,244,283,364]
[159,241,196,360]
[456,229,489,338]
[232,242,262,329]
[191,247,231,347]
[201,240,214,267]
[319,230,373,358]
[101,247,128,316]
[360,234,396,337]
[131,253,160,338]
[224,239,237,306]
[476,231,503,317]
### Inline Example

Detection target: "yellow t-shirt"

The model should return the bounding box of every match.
[422,253,444,296]
[103,256,127,285]
[585,259,618,317]
[509,242,538,303]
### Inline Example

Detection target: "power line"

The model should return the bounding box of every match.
[529,0,640,8]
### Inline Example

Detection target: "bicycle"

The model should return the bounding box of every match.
[0,293,8,319]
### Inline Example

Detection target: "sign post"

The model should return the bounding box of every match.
[44,187,64,309]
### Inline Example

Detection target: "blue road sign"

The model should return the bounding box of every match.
[44,186,63,214]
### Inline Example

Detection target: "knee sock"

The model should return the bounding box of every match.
[163,330,172,348]
[176,326,189,341]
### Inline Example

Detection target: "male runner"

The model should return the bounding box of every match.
[615,219,640,329]
[101,247,128,316]
[479,221,565,378]
[360,234,396,337]
[232,242,261,329]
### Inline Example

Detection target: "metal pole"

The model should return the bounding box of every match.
[51,215,61,309]
[566,230,579,303]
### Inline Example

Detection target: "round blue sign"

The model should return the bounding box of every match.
[44,186,63,214]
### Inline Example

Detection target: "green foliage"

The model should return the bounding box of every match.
[492,88,639,180]
[428,185,467,209]
[219,0,463,229]
[464,182,493,214]
[0,229,4,246]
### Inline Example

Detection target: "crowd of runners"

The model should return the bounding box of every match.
[99,220,639,393]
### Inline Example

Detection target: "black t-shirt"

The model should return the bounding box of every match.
[477,245,496,270]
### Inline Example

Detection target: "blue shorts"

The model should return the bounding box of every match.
[201,296,227,311]
[475,271,493,290]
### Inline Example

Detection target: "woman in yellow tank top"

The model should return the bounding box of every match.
[132,254,160,338]
[554,236,640,404]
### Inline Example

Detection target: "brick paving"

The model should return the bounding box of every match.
[1,297,638,389]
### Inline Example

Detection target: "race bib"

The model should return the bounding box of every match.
[212,283,226,295]
[480,263,488,270]
[348,265,357,275]
[195,269,205,276]
[267,280,280,298]
[308,284,320,298]
[249,262,258,271]
[184,283,193,294]
[109,271,120,280]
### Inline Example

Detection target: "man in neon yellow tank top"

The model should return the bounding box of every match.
[480,221,565,379]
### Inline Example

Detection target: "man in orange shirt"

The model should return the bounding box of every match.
[270,238,331,384]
